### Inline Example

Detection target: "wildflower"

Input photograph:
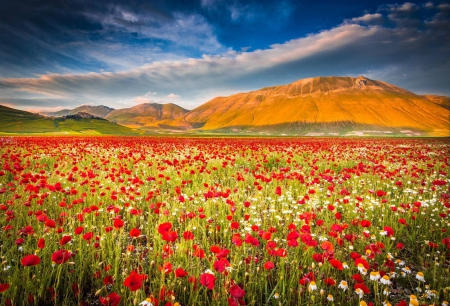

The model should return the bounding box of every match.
[383,301,392,306]
[370,271,380,281]
[273,292,280,299]
[123,271,143,291]
[360,301,368,306]
[416,272,425,282]
[338,280,348,291]
[308,281,317,292]
[402,267,411,274]
[409,295,419,306]
[380,275,391,285]
[327,294,334,302]
[355,288,364,299]
[21,254,41,266]
[383,288,390,296]
[139,298,154,306]
[0,283,9,293]
[342,262,349,269]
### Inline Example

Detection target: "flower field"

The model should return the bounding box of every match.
[0,136,449,306]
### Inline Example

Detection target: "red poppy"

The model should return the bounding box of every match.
[200,273,216,290]
[354,283,370,294]
[113,219,124,229]
[229,284,245,299]
[360,220,371,227]
[99,292,121,306]
[383,226,394,237]
[329,259,344,270]
[264,261,275,270]
[213,258,230,273]
[321,241,334,252]
[51,250,72,264]
[60,235,72,246]
[0,283,9,293]
[324,278,336,286]
[129,228,141,238]
[352,273,365,283]
[103,275,114,285]
[123,271,143,291]
[175,268,188,278]
[21,254,41,266]
[37,238,45,249]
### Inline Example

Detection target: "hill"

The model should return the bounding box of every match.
[0,105,139,135]
[422,95,450,111]
[166,76,449,136]
[105,103,189,129]
[43,105,114,118]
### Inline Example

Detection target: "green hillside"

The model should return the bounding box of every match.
[0,105,140,135]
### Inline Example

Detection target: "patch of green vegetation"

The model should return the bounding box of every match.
[0,105,141,135]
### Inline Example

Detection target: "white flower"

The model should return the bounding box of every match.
[380,275,391,285]
[402,267,411,274]
[338,280,348,291]
[327,294,334,302]
[416,272,425,282]
[355,288,364,299]
[370,271,380,281]
[139,298,154,306]
[308,281,317,291]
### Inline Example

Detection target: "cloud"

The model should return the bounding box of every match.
[1,2,449,111]
[166,93,180,99]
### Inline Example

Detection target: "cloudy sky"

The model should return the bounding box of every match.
[0,0,449,112]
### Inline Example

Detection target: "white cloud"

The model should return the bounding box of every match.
[1,2,449,111]
[166,93,180,99]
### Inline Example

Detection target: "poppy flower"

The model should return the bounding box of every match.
[0,283,9,293]
[113,219,124,229]
[174,268,188,278]
[200,272,216,290]
[60,235,72,246]
[52,250,72,264]
[229,284,245,299]
[37,238,45,249]
[124,271,143,291]
[129,228,141,238]
[21,254,41,266]
[264,261,275,270]
[329,259,344,270]
[99,292,121,306]
[324,278,336,286]
[383,226,394,237]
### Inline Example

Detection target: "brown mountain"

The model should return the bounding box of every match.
[165,76,449,136]
[422,95,450,111]
[104,103,189,129]
[43,105,114,118]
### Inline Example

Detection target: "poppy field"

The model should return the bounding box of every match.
[0,136,449,306]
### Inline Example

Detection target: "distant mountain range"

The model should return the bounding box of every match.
[43,105,114,118]
[2,76,449,136]
[0,105,138,135]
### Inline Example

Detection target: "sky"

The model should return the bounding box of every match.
[0,0,449,112]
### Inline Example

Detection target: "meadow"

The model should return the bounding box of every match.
[0,136,449,306]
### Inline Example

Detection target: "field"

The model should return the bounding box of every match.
[0,136,449,306]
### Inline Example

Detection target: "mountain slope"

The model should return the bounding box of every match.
[168,76,449,136]
[105,103,189,128]
[422,95,450,111]
[0,105,138,135]
[43,105,114,118]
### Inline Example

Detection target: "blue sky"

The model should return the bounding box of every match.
[0,0,448,112]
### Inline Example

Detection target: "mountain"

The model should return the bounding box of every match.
[43,105,114,118]
[105,103,189,129]
[166,76,449,136]
[0,105,138,135]
[422,95,450,111]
